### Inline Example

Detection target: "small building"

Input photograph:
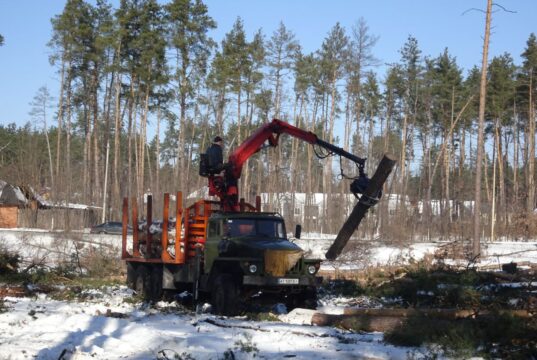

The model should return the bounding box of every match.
[0,180,28,228]
[0,180,100,230]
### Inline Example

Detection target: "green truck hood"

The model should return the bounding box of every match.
[240,238,302,251]
[219,237,303,257]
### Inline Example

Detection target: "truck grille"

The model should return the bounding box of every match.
[287,260,303,274]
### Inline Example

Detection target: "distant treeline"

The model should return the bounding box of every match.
[2,0,537,240]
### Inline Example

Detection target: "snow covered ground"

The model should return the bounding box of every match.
[1,228,536,359]
[1,228,537,272]
[0,286,413,360]
[0,229,121,270]
[295,235,537,270]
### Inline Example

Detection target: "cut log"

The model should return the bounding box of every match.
[311,308,532,332]
[312,312,403,332]
[340,307,531,318]
[325,154,397,260]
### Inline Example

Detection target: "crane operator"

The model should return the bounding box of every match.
[206,136,224,175]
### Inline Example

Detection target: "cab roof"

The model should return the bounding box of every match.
[209,212,283,220]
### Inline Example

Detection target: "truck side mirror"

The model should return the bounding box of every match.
[295,224,302,239]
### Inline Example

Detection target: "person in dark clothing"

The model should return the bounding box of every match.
[206,136,224,174]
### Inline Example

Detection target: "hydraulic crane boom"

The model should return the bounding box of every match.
[200,118,396,260]
[227,119,365,179]
[204,118,367,212]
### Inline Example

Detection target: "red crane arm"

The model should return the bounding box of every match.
[227,118,317,179]
[208,118,366,211]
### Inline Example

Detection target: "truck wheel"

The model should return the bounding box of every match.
[287,289,318,310]
[149,265,163,302]
[300,290,318,310]
[126,263,136,290]
[211,274,240,316]
[134,265,151,300]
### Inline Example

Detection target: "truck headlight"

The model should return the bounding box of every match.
[249,264,258,274]
[307,265,316,275]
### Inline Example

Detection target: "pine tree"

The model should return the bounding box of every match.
[242,29,266,200]
[116,0,168,203]
[266,22,298,209]
[521,33,537,214]
[224,18,250,143]
[165,0,216,196]
[431,49,463,227]
[293,51,321,230]
[29,86,55,192]
[49,0,87,201]
[207,49,230,134]
[361,71,381,166]
[267,22,299,119]
[345,18,378,212]
[318,23,348,231]
[487,54,516,235]
[347,17,379,161]
[398,36,423,223]
[474,0,493,258]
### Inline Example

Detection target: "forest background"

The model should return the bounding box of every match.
[1,0,537,246]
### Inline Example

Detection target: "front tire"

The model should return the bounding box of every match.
[286,288,318,310]
[211,274,240,316]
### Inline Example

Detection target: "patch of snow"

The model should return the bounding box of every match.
[0,229,122,268]
[483,282,537,290]
[296,236,537,270]
[319,295,383,311]
[416,290,435,296]
[278,308,316,325]
[0,288,415,359]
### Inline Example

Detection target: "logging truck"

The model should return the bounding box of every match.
[121,119,395,315]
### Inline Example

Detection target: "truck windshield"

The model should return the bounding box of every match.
[226,219,286,239]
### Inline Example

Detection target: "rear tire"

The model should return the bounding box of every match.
[134,265,151,300]
[126,263,136,290]
[149,265,163,302]
[211,274,240,316]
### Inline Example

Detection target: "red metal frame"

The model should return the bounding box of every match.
[121,192,260,264]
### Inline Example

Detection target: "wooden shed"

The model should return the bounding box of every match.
[0,205,18,228]
[0,180,27,228]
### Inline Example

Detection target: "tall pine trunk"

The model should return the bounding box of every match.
[127,80,135,199]
[92,69,101,204]
[474,0,493,257]
[527,72,535,213]
[156,107,161,197]
[55,60,65,189]
[513,104,519,209]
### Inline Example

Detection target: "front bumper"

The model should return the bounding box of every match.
[242,275,322,287]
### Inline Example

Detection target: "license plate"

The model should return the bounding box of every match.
[278,278,299,285]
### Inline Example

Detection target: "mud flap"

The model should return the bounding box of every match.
[325,154,397,260]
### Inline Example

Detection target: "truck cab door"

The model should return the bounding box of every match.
[204,218,223,273]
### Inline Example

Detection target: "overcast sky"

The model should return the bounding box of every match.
[0,0,535,132]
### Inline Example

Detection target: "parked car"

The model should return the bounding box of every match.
[137,218,178,234]
[90,221,132,235]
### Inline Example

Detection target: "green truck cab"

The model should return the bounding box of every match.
[123,196,322,316]
[200,212,322,315]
